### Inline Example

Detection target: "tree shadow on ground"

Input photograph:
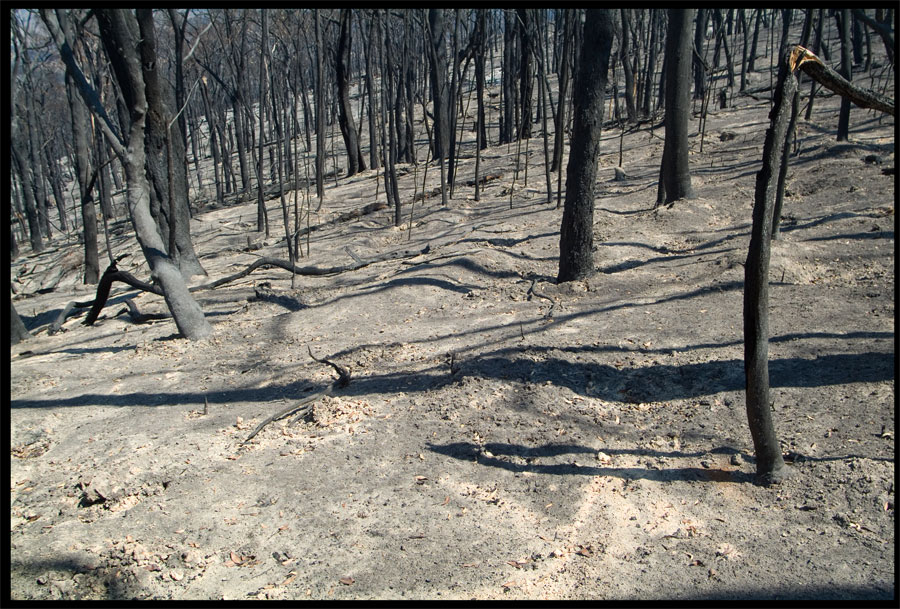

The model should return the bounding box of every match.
[11,345,892,412]
[426,440,756,484]
[8,557,130,600]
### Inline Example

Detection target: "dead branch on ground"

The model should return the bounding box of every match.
[241,346,351,445]
[527,278,557,318]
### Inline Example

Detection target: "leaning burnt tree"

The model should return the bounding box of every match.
[744,45,894,485]
[42,9,212,341]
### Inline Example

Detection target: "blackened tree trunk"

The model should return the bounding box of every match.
[748,9,762,72]
[641,9,660,116]
[314,9,326,200]
[255,8,270,236]
[474,10,488,151]
[517,8,535,139]
[500,9,517,144]
[552,9,573,173]
[738,9,750,92]
[557,9,614,283]
[428,8,451,206]
[65,62,101,284]
[836,9,853,141]
[44,142,68,234]
[712,9,735,89]
[10,122,44,254]
[805,9,826,120]
[337,9,366,177]
[10,298,31,345]
[744,50,796,485]
[43,8,212,340]
[658,8,696,206]
[619,8,637,122]
[693,8,708,100]
[363,14,379,170]
[135,8,206,278]
[199,78,225,206]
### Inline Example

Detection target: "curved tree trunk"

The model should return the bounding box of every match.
[43,8,212,340]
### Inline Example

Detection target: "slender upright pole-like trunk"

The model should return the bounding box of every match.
[658,8,696,206]
[744,50,796,485]
[314,10,326,201]
[836,9,853,141]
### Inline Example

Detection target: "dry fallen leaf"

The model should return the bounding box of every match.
[501,580,517,590]
[281,572,297,586]
[339,577,354,586]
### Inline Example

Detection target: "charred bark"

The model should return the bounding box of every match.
[557,9,613,283]
[744,50,796,485]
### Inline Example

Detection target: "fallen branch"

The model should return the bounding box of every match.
[83,267,162,326]
[192,246,428,291]
[49,257,154,333]
[119,298,171,324]
[242,346,351,445]
[527,278,557,318]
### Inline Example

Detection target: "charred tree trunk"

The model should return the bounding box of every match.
[255,8,270,235]
[337,9,366,177]
[43,8,212,340]
[744,50,796,485]
[693,8,708,100]
[619,8,637,122]
[552,9,573,173]
[658,8,696,206]
[135,8,206,278]
[836,9,853,141]
[10,121,44,254]
[557,9,613,283]
[428,8,451,206]
[500,9,517,145]
[10,298,31,345]
[314,10,326,200]
[641,9,660,116]
[517,8,535,139]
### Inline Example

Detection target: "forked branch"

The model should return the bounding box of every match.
[241,347,351,445]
